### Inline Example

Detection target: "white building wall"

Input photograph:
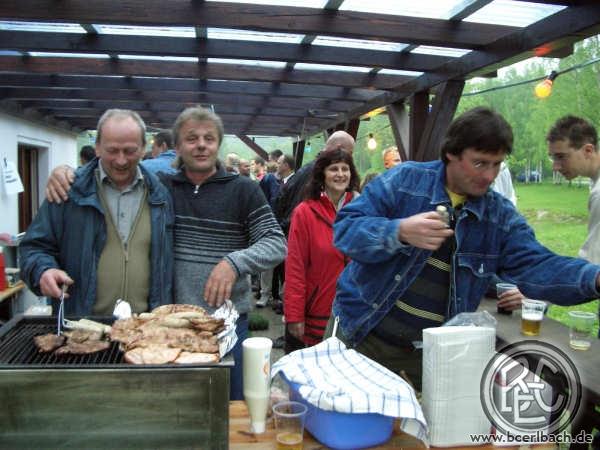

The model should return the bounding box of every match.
[0,111,78,236]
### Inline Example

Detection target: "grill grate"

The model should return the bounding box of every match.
[0,315,233,369]
[0,316,126,368]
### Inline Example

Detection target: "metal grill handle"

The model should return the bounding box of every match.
[57,284,68,336]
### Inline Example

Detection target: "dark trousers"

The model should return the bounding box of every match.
[230,313,248,401]
[324,316,423,392]
[272,261,285,300]
[284,325,305,354]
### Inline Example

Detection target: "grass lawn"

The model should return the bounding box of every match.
[515,181,599,335]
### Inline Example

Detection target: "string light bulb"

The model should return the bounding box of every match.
[534,70,558,98]
[367,133,377,150]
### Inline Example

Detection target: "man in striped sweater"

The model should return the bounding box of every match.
[163,106,286,400]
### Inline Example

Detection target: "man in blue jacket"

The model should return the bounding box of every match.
[20,109,173,316]
[331,107,600,388]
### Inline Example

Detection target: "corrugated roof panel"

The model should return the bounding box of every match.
[207,28,304,43]
[95,25,195,37]
[411,45,471,57]
[118,55,199,62]
[0,21,85,33]
[295,63,372,72]
[28,52,110,59]
[379,68,423,77]
[313,36,408,52]
[206,0,327,7]
[208,58,287,68]
[339,0,459,19]
[464,0,565,27]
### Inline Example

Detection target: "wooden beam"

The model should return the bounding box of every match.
[414,80,464,162]
[0,73,380,102]
[0,30,449,72]
[346,118,360,141]
[0,1,518,49]
[0,87,363,111]
[34,105,317,120]
[236,135,269,160]
[409,92,429,161]
[386,101,409,162]
[0,56,412,90]
[19,99,318,118]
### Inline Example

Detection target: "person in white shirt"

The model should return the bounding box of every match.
[547,115,600,337]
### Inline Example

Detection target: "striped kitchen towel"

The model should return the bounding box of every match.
[271,336,429,446]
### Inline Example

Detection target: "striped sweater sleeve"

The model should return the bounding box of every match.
[224,183,287,276]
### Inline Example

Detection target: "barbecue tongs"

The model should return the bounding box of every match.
[56,284,68,336]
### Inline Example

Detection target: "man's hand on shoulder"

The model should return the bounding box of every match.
[397,211,454,251]
[204,259,238,308]
[45,165,75,204]
[39,269,74,299]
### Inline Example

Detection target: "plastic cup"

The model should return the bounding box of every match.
[568,311,596,351]
[273,401,307,450]
[242,337,272,434]
[496,282,517,315]
[521,299,546,336]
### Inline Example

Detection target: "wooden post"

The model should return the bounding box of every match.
[414,80,464,162]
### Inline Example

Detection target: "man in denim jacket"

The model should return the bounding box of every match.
[330,107,600,388]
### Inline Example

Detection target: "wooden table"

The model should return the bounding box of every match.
[0,280,25,303]
[229,401,554,450]
[479,298,599,449]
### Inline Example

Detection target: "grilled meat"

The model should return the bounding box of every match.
[175,352,220,364]
[112,304,222,364]
[63,329,103,343]
[54,340,110,355]
[34,334,66,353]
[123,345,181,364]
[151,304,207,316]
[188,317,225,333]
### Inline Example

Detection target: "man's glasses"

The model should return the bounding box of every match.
[469,160,502,172]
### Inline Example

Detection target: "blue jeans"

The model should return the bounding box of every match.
[230,313,248,401]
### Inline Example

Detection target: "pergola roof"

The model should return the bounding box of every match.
[1,1,599,142]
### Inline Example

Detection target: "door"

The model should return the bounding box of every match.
[17,145,39,233]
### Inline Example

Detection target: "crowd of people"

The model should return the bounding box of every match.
[19,105,600,399]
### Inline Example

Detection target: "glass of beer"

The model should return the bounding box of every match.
[273,401,307,450]
[521,299,546,336]
[568,311,596,351]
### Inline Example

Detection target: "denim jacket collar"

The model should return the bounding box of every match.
[429,160,486,223]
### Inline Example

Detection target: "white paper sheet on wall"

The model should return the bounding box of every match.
[1,158,24,195]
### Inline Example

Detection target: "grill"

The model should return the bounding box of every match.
[0,315,125,368]
[0,315,232,449]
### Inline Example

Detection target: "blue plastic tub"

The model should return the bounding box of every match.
[283,375,394,450]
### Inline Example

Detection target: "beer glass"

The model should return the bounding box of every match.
[496,282,517,315]
[242,337,272,433]
[520,299,546,336]
[273,401,307,450]
[568,311,596,351]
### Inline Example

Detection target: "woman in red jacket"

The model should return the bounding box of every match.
[284,147,360,348]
